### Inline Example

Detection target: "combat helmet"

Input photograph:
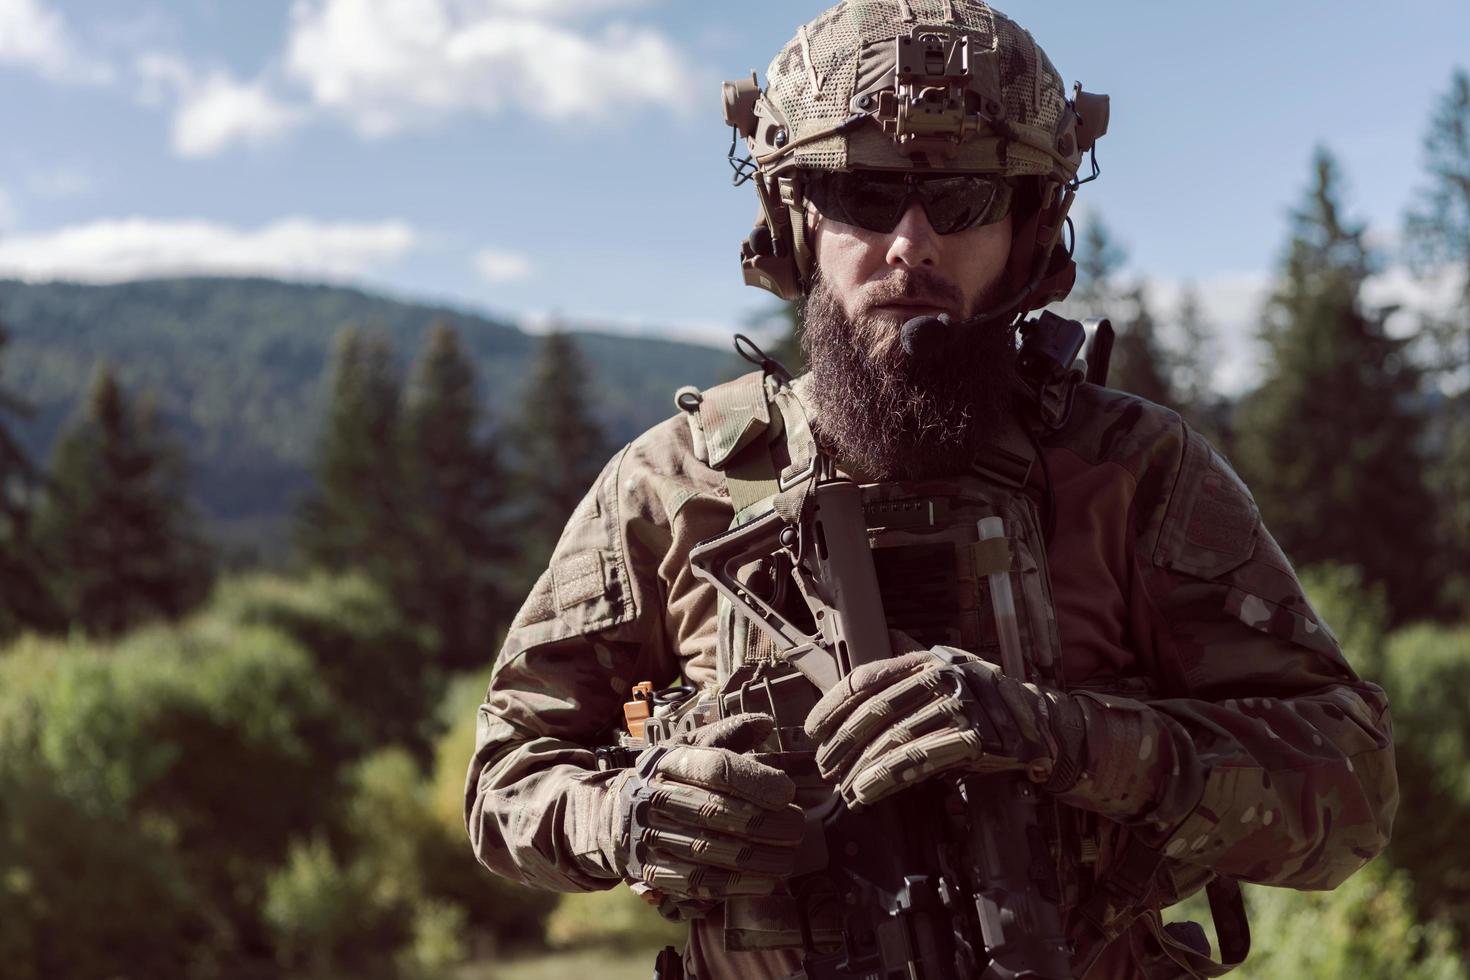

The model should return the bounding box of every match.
[723,0,1109,323]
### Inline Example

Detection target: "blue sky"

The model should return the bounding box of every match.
[1,0,1466,390]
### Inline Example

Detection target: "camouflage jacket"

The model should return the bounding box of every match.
[465,378,1397,978]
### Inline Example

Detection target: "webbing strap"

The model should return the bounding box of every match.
[1075,834,1164,945]
[1074,833,1250,979]
[1139,878,1251,978]
[771,382,820,524]
[726,442,780,515]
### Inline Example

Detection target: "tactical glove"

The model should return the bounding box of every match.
[608,712,805,902]
[804,647,1088,810]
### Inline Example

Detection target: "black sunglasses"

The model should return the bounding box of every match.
[802,170,1014,236]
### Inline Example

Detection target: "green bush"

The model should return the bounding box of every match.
[0,576,555,979]
[0,617,346,969]
[1379,621,1470,947]
[262,837,406,978]
[1298,562,1391,679]
[397,900,470,980]
[212,572,444,762]
[1233,862,1464,979]
[261,740,554,978]
[0,761,223,980]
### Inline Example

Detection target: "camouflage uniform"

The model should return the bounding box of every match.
[465,378,1397,979]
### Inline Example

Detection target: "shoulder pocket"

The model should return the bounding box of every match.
[1153,432,1259,580]
[677,371,771,469]
[506,447,638,649]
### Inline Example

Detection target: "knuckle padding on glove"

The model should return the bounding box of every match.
[640,824,798,875]
[805,651,936,741]
[814,664,965,775]
[656,745,796,808]
[646,782,805,843]
[845,727,988,807]
[680,711,775,753]
[823,694,969,781]
[641,857,781,899]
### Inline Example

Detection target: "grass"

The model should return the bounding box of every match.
[456,945,666,980]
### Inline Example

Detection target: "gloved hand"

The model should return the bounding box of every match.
[609,712,804,902]
[804,647,1087,810]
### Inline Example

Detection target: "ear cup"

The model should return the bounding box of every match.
[741,220,803,300]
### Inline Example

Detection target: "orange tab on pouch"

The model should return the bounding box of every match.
[623,681,655,738]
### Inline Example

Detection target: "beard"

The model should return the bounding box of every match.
[800,267,1021,481]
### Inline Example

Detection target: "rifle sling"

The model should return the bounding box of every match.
[1074,834,1250,978]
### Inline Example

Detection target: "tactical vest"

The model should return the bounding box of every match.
[675,369,1248,979]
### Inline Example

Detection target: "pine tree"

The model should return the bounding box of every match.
[1073,214,1128,317]
[0,321,60,637]
[1405,67,1470,379]
[1235,148,1436,623]
[34,364,214,637]
[1108,283,1177,407]
[1171,286,1232,446]
[1405,68,1470,613]
[513,330,608,571]
[398,321,512,671]
[295,325,409,580]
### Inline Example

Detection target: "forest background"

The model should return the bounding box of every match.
[2,2,1470,978]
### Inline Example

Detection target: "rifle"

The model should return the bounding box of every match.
[688,477,1073,979]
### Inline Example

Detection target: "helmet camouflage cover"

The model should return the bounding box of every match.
[724,0,1109,302]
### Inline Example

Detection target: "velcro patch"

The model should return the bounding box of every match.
[552,551,605,610]
[1156,435,1259,579]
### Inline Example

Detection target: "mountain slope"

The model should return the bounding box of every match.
[0,277,744,556]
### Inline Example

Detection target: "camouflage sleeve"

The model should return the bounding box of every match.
[1060,420,1397,891]
[464,426,730,892]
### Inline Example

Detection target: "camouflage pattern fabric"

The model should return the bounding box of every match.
[763,0,1072,178]
[465,378,1397,978]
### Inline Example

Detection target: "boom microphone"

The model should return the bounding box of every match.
[900,313,951,362]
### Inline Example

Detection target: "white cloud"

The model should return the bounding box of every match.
[1363,262,1465,337]
[474,247,533,284]
[1147,272,1274,395]
[284,0,698,136]
[485,0,653,18]
[0,216,418,282]
[171,71,309,158]
[136,53,309,158]
[0,0,111,83]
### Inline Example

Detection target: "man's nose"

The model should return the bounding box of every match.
[884,200,940,270]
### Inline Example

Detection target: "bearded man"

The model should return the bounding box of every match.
[465,3,1397,978]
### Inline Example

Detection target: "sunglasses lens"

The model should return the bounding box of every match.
[920,176,1005,234]
[805,172,1012,235]
[806,173,906,231]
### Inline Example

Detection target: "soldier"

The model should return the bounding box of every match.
[466,2,1397,978]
